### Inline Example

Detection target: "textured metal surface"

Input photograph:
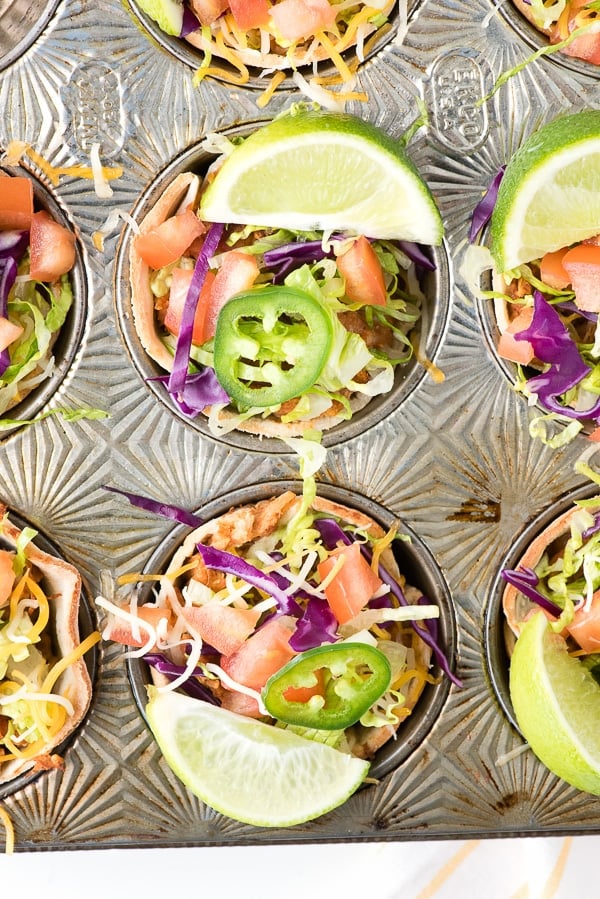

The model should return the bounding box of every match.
[2,0,600,851]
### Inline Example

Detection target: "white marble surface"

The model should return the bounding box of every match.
[1,836,593,898]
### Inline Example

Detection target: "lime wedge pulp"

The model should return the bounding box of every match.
[490,110,600,272]
[146,688,370,827]
[509,610,600,794]
[199,109,443,244]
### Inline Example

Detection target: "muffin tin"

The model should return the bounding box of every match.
[2,0,600,850]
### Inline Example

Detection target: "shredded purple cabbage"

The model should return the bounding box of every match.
[397,241,436,272]
[582,512,600,540]
[196,543,291,608]
[469,166,506,243]
[555,299,598,323]
[102,485,204,528]
[180,4,200,36]
[515,290,600,420]
[289,597,338,652]
[167,221,224,400]
[500,566,562,617]
[151,366,229,416]
[0,230,28,261]
[144,653,220,704]
[0,257,18,376]
[263,239,338,284]
[313,518,461,687]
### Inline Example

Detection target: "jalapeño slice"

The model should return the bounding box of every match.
[213,285,333,410]
[262,642,392,730]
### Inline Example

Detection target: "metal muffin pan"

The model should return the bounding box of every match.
[2,0,600,850]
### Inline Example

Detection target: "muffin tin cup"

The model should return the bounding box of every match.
[0,510,100,802]
[114,124,451,455]
[125,479,457,784]
[0,163,89,442]
[483,481,600,734]
[0,0,60,72]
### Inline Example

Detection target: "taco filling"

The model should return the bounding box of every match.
[468,167,600,444]
[511,0,600,67]
[0,171,76,418]
[129,131,437,444]
[0,508,99,783]
[137,0,396,98]
[97,491,457,765]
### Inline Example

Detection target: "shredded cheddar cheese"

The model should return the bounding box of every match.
[186,2,393,105]
[4,141,122,192]
[257,71,287,108]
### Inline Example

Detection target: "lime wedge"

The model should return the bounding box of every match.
[145,688,370,827]
[490,110,600,271]
[135,0,183,35]
[199,110,443,244]
[509,611,600,794]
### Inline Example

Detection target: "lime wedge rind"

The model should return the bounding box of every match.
[490,110,600,272]
[509,611,600,795]
[199,111,443,245]
[146,689,370,827]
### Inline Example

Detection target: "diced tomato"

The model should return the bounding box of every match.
[135,210,205,270]
[336,236,387,307]
[189,0,229,25]
[317,541,383,625]
[221,616,296,691]
[270,0,336,41]
[563,30,600,64]
[180,603,260,656]
[229,0,270,28]
[0,176,33,231]
[562,244,600,312]
[0,550,15,606]
[567,591,600,652]
[540,247,571,290]
[105,605,171,648]
[219,690,264,718]
[0,316,24,352]
[283,667,325,703]
[29,211,76,282]
[497,304,535,365]
[588,426,600,442]
[164,268,216,346]
[200,250,260,343]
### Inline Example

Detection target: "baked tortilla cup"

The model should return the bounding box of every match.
[0,166,86,433]
[142,490,435,761]
[127,160,441,443]
[501,502,600,641]
[129,172,376,438]
[0,507,94,783]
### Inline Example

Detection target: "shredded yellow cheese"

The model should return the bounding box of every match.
[23,576,49,642]
[410,335,446,384]
[0,805,14,854]
[370,524,399,576]
[257,71,286,107]
[4,142,122,188]
[41,630,101,695]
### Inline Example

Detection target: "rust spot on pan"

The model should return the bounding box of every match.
[447,498,501,523]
